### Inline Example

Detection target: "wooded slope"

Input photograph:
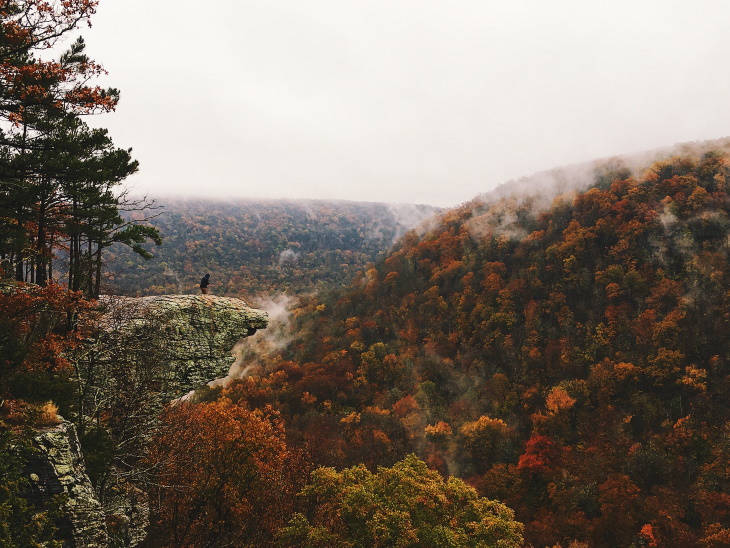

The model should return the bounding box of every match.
[105,199,440,297]
[222,148,730,547]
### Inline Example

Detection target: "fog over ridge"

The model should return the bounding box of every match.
[82,1,730,207]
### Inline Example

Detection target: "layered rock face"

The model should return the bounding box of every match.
[27,422,108,547]
[96,294,269,397]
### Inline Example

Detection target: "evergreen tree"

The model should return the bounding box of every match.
[0,2,161,296]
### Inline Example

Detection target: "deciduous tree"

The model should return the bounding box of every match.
[279,454,524,548]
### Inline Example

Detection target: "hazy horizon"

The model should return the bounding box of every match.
[80,1,730,207]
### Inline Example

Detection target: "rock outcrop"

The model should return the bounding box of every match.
[29,294,269,547]
[26,421,108,547]
[96,294,269,397]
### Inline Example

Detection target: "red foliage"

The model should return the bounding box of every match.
[0,283,89,376]
[517,434,562,475]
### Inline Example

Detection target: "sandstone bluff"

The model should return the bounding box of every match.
[97,294,269,397]
[32,294,268,547]
[28,422,108,547]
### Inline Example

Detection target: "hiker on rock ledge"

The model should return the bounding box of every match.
[200,273,210,294]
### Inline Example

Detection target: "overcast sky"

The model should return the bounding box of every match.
[79,1,730,207]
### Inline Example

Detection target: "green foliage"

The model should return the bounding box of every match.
[0,429,63,547]
[278,454,523,548]
[77,425,116,486]
[114,224,163,260]
[5,368,76,417]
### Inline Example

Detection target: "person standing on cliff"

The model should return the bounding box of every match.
[200,273,210,294]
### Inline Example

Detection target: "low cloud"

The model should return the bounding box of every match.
[278,248,300,265]
[223,293,299,381]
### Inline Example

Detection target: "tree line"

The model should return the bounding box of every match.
[103,199,440,298]
[0,0,160,299]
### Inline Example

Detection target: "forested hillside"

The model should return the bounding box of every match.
[104,199,440,297]
[181,146,730,547]
[9,1,730,546]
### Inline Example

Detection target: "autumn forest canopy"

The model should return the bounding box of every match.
[103,198,441,298]
[3,2,730,547]
[222,146,730,547]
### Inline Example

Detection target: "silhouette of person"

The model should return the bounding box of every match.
[200,273,210,294]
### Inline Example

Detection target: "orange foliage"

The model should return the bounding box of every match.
[132,150,730,546]
[0,282,89,375]
[144,400,296,547]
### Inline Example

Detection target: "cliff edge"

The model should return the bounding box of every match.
[96,294,269,397]
[27,422,108,547]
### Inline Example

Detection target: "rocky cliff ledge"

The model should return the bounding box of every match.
[30,295,269,547]
[97,294,269,397]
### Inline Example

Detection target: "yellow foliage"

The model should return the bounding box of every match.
[340,412,361,425]
[680,365,708,392]
[37,402,60,426]
[425,421,453,441]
